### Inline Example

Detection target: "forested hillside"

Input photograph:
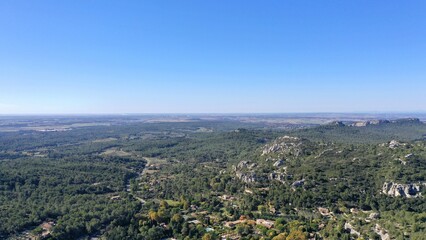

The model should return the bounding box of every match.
[1,118,425,239]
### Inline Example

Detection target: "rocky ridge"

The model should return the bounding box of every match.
[382,182,425,198]
[261,135,313,158]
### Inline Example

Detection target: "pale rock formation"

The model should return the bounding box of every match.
[373,224,390,240]
[344,222,360,237]
[268,172,286,183]
[369,212,380,220]
[235,171,258,183]
[382,182,423,198]
[389,140,402,149]
[273,159,284,167]
[237,161,249,169]
[291,179,305,188]
[261,136,306,157]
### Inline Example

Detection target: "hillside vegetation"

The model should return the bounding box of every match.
[0,119,425,239]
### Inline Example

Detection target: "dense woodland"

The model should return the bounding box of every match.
[0,118,425,239]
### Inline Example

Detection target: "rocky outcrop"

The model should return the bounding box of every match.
[291,179,305,188]
[237,161,249,169]
[391,118,421,124]
[330,121,345,126]
[262,136,310,157]
[370,120,390,125]
[273,159,284,167]
[396,158,407,165]
[351,120,390,127]
[382,182,424,198]
[350,118,422,127]
[388,140,402,149]
[369,212,380,220]
[373,224,390,240]
[268,172,286,183]
[233,161,260,183]
[318,207,331,216]
[352,121,369,127]
[234,160,257,170]
[344,223,360,237]
[380,140,409,149]
[236,171,258,183]
[248,163,257,170]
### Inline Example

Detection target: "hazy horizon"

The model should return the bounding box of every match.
[1,1,426,114]
[1,111,426,117]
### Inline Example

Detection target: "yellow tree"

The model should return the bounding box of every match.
[272,233,288,240]
[202,233,213,240]
[148,210,159,223]
[159,200,169,209]
[286,229,306,240]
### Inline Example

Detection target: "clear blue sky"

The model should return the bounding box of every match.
[1,1,425,114]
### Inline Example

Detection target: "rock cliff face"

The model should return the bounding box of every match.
[382,182,424,198]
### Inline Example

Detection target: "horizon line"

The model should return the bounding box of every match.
[1,111,426,116]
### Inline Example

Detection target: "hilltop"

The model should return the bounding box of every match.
[293,118,426,144]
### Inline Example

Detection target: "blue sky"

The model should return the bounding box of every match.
[0,1,425,114]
